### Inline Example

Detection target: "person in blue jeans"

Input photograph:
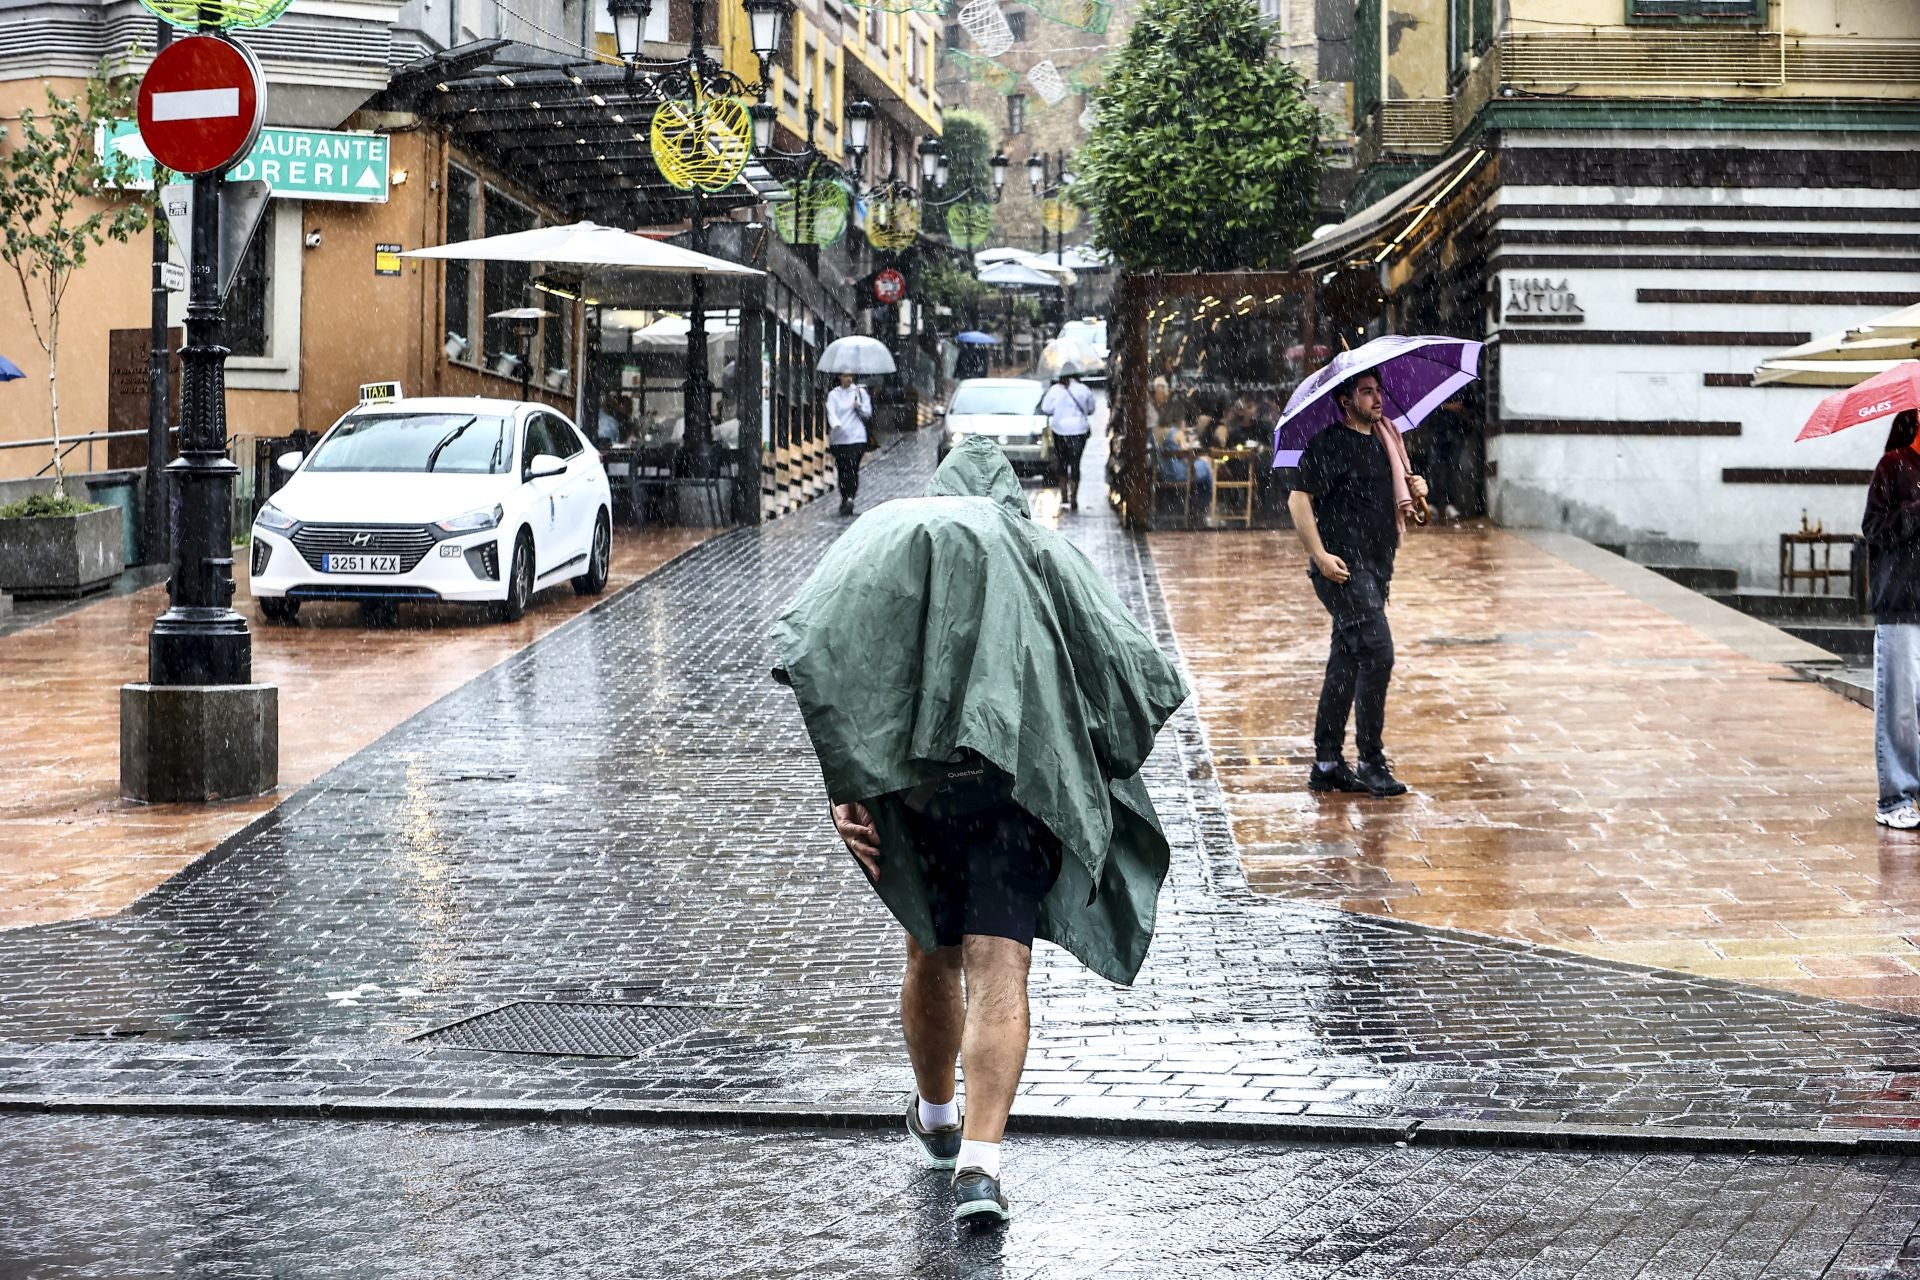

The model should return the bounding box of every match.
[1151,414,1213,508]
[1865,409,1920,830]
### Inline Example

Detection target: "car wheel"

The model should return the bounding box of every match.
[572,509,611,596]
[359,599,400,628]
[259,597,300,624]
[491,531,534,623]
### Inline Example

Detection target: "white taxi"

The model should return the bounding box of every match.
[249,395,613,624]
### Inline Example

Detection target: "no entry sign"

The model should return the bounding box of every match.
[137,36,266,176]
[873,268,906,306]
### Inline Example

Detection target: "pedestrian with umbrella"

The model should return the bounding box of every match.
[1793,362,1920,829]
[1274,335,1482,799]
[1039,341,1097,510]
[772,438,1188,1226]
[818,336,893,516]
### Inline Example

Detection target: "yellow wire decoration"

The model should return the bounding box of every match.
[1041,198,1081,234]
[773,172,851,246]
[865,196,920,251]
[138,0,290,28]
[650,94,753,193]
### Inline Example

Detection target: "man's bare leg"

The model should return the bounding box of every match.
[956,933,1033,1143]
[901,933,964,1107]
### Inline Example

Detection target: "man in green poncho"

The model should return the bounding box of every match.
[772,437,1188,1227]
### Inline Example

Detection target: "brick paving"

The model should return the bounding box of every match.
[3,1114,1917,1279]
[1148,525,1920,1015]
[1,433,1920,1143]
[0,526,715,930]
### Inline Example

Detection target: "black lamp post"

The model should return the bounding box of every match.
[489,306,545,403]
[1027,150,1075,264]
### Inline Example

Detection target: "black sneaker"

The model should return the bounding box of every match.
[1307,761,1368,794]
[905,1095,961,1170]
[1354,759,1409,797]
[839,498,855,516]
[952,1167,1010,1226]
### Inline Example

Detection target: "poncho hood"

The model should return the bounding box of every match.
[925,436,1032,517]
[771,454,1189,985]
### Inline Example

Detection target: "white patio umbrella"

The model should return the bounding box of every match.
[402,220,760,276]
[628,313,738,351]
[978,260,1064,289]
[1753,298,1920,386]
[974,246,1043,268]
[1040,336,1099,378]
[816,335,896,375]
[1753,357,1913,388]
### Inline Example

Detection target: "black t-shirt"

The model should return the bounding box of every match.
[1297,423,1398,574]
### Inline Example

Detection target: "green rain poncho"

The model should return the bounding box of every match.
[771,438,1189,985]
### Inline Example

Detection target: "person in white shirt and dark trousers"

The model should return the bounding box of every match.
[827,373,874,515]
[1041,375,1095,510]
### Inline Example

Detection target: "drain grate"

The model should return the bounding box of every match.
[410,1001,718,1058]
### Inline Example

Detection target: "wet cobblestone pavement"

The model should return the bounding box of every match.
[4,1115,1917,1279]
[3,432,1920,1148]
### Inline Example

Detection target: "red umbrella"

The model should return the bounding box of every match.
[1796,360,1920,441]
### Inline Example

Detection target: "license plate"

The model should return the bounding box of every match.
[322,553,400,574]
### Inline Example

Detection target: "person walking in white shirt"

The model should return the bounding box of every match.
[1040,374,1096,510]
[826,373,874,515]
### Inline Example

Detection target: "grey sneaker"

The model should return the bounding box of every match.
[951,1167,1010,1226]
[905,1095,961,1169]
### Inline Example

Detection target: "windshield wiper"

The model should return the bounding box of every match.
[423,416,480,472]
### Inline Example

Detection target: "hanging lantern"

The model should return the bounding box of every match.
[1026,59,1069,105]
[946,202,995,251]
[866,195,921,251]
[138,0,291,28]
[1027,0,1111,33]
[650,94,753,193]
[1040,197,1081,234]
[954,0,1016,57]
[773,171,851,246]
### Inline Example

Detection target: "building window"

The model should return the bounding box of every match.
[1008,93,1026,134]
[1352,0,1381,124]
[945,22,961,46]
[909,31,924,87]
[1625,0,1763,22]
[482,189,536,369]
[1257,0,1288,30]
[219,203,272,359]
[444,166,478,363]
[866,7,882,44]
[1006,9,1026,39]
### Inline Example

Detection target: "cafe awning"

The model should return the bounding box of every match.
[376,40,786,226]
[1754,299,1920,386]
[1294,147,1487,273]
[402,220,760,276]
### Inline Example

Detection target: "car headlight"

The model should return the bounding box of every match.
[434,504,503,536]
[946,428,970,442]
[255,503,297,533]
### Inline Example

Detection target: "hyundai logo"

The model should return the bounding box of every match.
[351,531,373,547]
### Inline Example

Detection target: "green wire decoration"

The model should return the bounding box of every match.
[1066,57,1109,91]
[138,0,291,28]
[773,170,851,247]
[945,47,1021,95]
[946,202,994,250]
[841,0,946,11]
[1028,0,1111,33]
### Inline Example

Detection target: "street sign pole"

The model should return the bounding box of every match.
[147,162,251,685]
[145,20,173,568]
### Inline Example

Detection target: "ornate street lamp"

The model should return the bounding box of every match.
[743,0,793,84]
[935,152,950,189]
[990,151,1009,203]
[749,100,777,153]
[607,0,651,63]
[844,97,875,173]
[1025,153,1044,194]
[918,135,943,185]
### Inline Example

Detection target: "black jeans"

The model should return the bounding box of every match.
[831,443,866,502]
[1310,562,1395,764]
[1053,432,1089,498]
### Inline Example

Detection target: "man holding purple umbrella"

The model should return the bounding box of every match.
[1287,370,1424,797]
[1274,335,1483,799]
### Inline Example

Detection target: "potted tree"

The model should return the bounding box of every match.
[0,59,149,596]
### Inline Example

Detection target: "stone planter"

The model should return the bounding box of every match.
[0,505,125,598]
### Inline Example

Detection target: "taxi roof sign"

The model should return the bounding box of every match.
[358,381,403,403]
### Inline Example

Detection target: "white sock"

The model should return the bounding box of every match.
[918,1094,960,1130]
[956,1139,1001,1179]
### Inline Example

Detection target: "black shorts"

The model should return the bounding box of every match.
[897,765,1062,949]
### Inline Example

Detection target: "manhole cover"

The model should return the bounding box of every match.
[410,1001,718,1058]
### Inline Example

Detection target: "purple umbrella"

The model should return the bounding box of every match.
[1272,335,1482,467]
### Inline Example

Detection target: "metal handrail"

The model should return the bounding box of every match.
[0,427,181,452]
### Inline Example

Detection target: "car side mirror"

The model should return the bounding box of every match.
[275,451,303,473]
[932,406,946,418]
[527,453,566,480]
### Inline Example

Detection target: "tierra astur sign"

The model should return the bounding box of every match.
[99,120,390,203]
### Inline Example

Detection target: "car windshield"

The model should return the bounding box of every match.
[304,413,512,474]
[949,384,1043,416]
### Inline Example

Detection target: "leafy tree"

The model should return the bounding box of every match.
[924,108,996,243]
[1072,0,1323,272]
[0,60,151,498]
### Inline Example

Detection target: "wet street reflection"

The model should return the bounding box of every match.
[1152,524,1920,1014]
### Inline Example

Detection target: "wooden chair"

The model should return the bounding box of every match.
[1209,447,1258,527]
[1153,448,1202,529]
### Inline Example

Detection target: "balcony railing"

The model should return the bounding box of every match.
[1499,29,1920,90]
